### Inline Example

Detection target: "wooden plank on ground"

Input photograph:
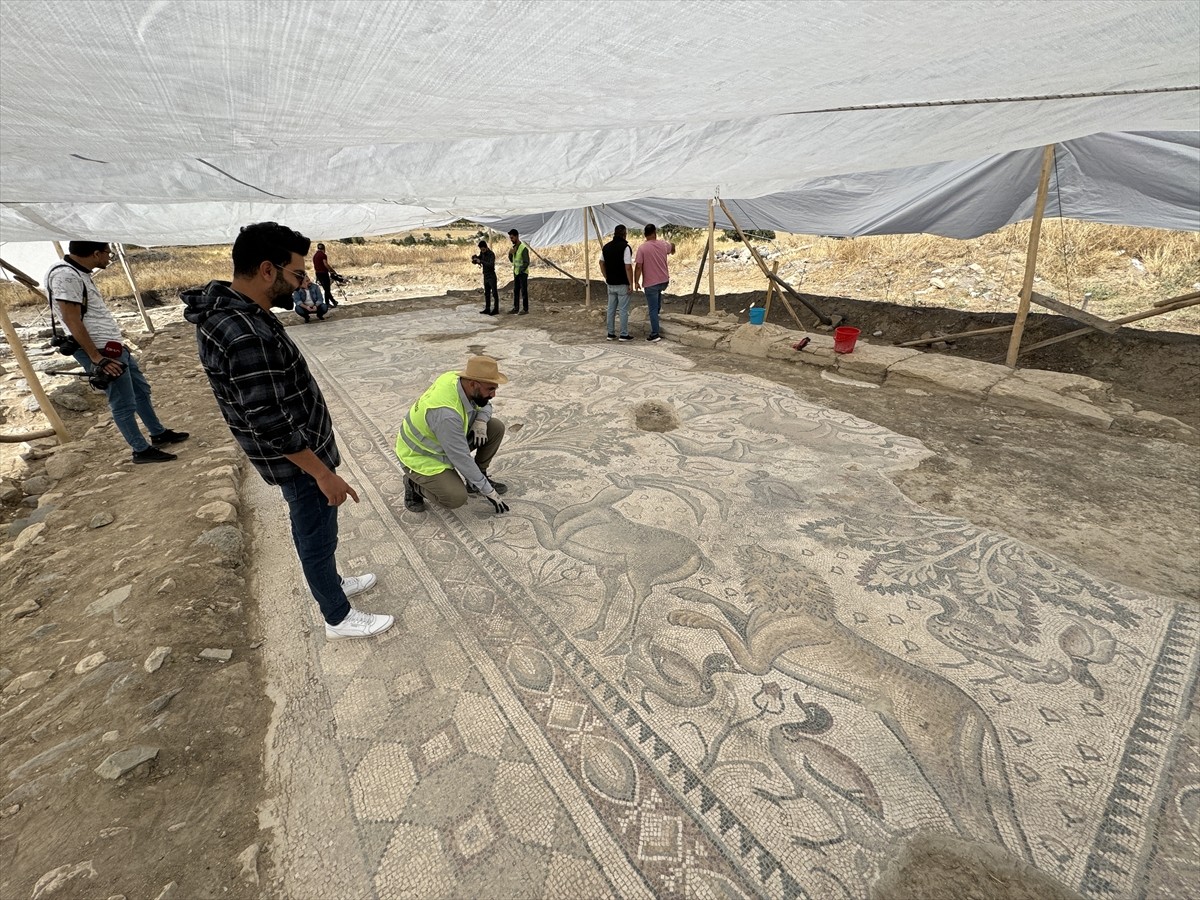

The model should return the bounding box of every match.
[1028,291,1118,333]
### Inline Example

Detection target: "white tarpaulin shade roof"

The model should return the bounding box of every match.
[1,0,1197,246]
[491,132,1200,246]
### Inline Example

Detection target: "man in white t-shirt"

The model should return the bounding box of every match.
[46,242,188,463]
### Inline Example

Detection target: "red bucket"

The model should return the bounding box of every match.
[833,326,860,354]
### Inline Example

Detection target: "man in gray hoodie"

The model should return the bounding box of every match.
[182,222,393,642]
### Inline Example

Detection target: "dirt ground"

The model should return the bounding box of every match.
[1,272,1197,899]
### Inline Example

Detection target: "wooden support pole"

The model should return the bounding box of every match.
[762,259,780,320]
[526,245,579,282]
[584,208,592,310]
[1005,294,1200,359]
[114,243,155,333]
[0,258,41,290]
[1,427,58,443]
[718,199,829,327]
[897,324,1015,347]
[589,208,606,245]
[51,241,64,259]
[1005,144,1056,367]
[1153,290,1200,308]
[707,199,717,315]
[687,250,707,315]
[1028,290,1118,333]
[0,265,71,445]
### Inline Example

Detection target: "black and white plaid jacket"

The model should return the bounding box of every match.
[183,281,339,485]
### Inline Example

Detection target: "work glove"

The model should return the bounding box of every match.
[483,490,510,514]
[469,419,488,449]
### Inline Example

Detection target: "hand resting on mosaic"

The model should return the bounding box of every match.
[482,489,510,514]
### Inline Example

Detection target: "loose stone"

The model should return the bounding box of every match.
[144,646,171,672]
[85,585,132,617]
[140,688,182,718]
[74,651,108,675]
[199,648,232,662]
[3,669,55,694]
[95,746,159,780]
[10,599,40,620]
[30,860,97,899]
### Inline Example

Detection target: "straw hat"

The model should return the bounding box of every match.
[460,355,509,385]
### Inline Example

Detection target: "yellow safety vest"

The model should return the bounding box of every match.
[394,371,467,476]
[511,242,530,275]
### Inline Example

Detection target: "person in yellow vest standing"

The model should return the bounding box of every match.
[395,355,511,515]
[507,228,530,315]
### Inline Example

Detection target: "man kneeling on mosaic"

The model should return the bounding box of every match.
[395,355,511,516]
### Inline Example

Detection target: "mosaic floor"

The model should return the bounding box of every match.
[255,305,1199,899]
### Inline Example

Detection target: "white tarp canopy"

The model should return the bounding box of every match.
[1,0,1198,246]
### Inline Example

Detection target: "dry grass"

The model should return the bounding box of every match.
[5,221,1196,332]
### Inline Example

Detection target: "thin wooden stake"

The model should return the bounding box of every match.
[707,199,716,315]
[0,261,71,444]
[1153,290,1200,308]
[762,259,780,319]
[687,250,707,315]
[718,199,829,327]
[584,208,592,310]
[114,243,155,333]
[589,208,606,245]
[1005,144,1056,367]
[526,245,579,282]
[1,427,57,443]
[897,324,1015,347]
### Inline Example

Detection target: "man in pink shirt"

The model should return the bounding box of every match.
[633,224,675,343]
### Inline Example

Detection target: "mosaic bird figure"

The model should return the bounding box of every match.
[1058,615,1116,700]
[757,697,885,822]
[621,634,736,712]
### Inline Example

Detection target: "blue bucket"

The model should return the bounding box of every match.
[748,307,766,325]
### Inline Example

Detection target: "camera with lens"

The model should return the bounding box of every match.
[470,255,480,265]
[50,333,81,356]
[88,360,124,391]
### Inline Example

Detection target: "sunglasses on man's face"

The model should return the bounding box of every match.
[273,263,308,282]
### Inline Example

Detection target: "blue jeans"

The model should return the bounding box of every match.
[278,473,351,625]
[75,347,164,452]
[606,284,630,336]
[294,301,327,321]
[644,282,667,336]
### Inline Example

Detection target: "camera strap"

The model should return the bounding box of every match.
[46,262,90,340]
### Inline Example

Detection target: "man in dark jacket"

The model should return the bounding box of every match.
[182,222,393,642]
[598,224,634,341]
[472,240,499,315]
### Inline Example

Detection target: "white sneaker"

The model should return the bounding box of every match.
[325,608,394,640]
[341,573,377,597]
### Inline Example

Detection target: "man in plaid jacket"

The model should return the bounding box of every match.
[183,222,393,642]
